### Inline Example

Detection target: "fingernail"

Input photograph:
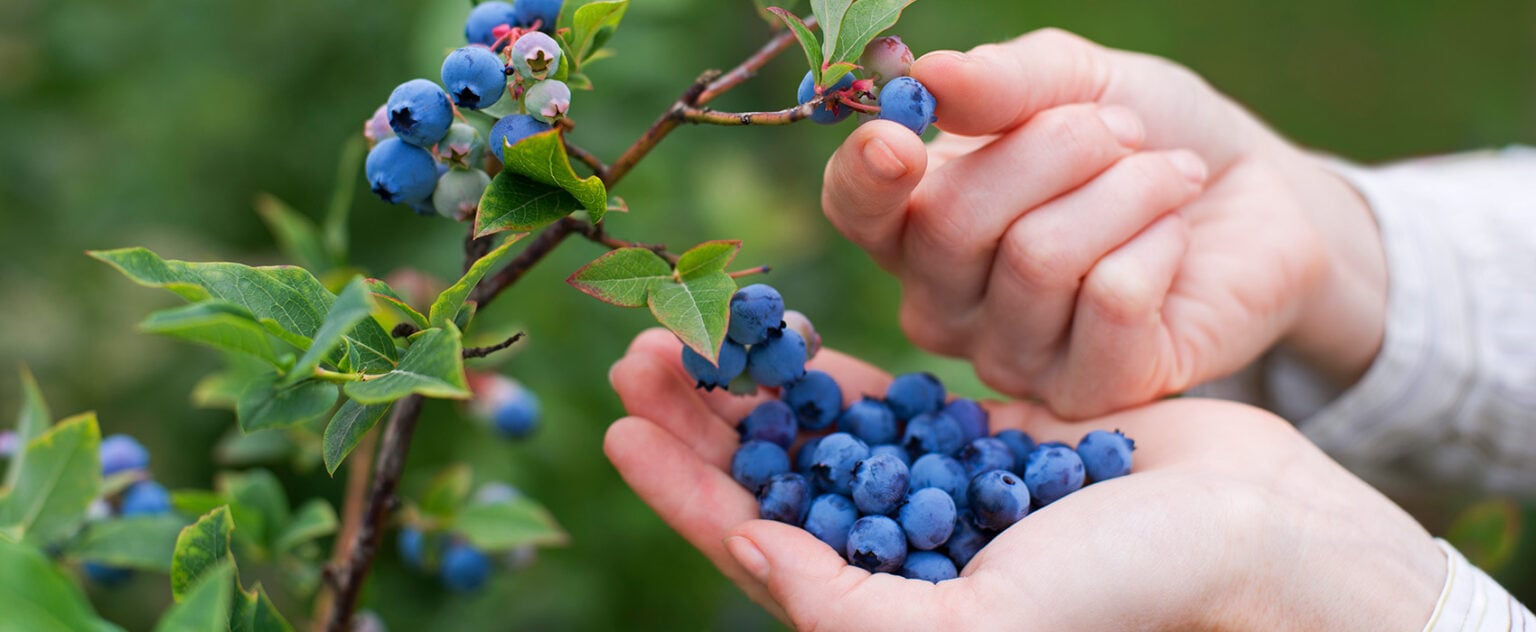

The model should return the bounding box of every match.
[1166,150,1208,184]
[862,138,907,180]
[922,50,968,65]
[1096,106,1143,148]
[725,536,769,581]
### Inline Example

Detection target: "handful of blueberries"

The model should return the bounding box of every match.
[684,285,1137,583]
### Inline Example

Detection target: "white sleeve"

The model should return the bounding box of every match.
[1423,539,1536,632]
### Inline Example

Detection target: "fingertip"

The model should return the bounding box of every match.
[1165,149,1208,186]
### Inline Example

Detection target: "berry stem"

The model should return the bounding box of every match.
[837,95,881,114]
[728,265,772,279]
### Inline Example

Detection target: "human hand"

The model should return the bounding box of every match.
[823,29,1387,418]
[605,329,1442,630]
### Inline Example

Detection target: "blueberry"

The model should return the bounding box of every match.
[398,527,427,570]
[885,372,945,421]
[1077,429,1136,482]
[510,32,562,81]
[489,114,553,162]
[943,399,989,442]
[846,515,907,572]
[99,434,149,477]
[782,370,843,431]
[902,412,965,457]
[899,487,957,551]
[387,79,454,148]
[877,77,937,135]
[442,46,508,110]
[431,168,491,219]
[968,469,1031,531]
[366,138,438,205]
[465,1,517,46]
[731,441,791,493]
[943,511,991,569]
[120,480,171,516]
[803,493,858,554]
[794,436,823,475]
[512,0,562,32]
[84,562,133,586]
[808,432,869,496]
[437,122,488,168]
[868,444,911,468]
[728,284,785,345]
[796,71,857,125]
[900,551,958,583]
[861,36,914,87]
[364,104,395,147]
[524,79,571,124]
[439,541,492,592]
[993,429,1037,473]
[1024,445,1086,505]
[746,329,807,388]
[490,385,540,440]
[837,397,899,445]
[909,453,967,508]
[851,452,909,516]
[956,437,1014,479]
[681,338,748,390]
[781,310,821,359]
[757,472,811,524]
[738,400,797,450]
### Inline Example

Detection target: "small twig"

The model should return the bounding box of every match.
[462,332,526,359]
[468,218,582,306]
[464,223,494,274]
[728,265,771,279]
[570,220,678,264]
[311,426,379,631]
[564,138,608,178]
[678,102,820,126]
[603,70,720,188]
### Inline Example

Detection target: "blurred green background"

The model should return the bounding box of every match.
[2,0,1533,629]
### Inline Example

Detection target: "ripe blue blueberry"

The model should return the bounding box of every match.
[861,36,915,87]
[781,310,821,359]
[877,76,937,135]
[797,71,857,125]
[943,399,989,442]
[465,2,517,46]
[431,168,491,219]
[868,444,910,468]
[524,79,571,124]
[803,493,858,554]
[442,46,508,110]
[728,284,785,345]
[757,472,811,524]
[510,32,562,81]
[968,469,1031,531]
[808,432,869,496]
[387,79,454,148]
[489,114,553,162]
[738,400,797,450]
[909,453,967,508]
[491,384,540,440]
[366,138,438,205]
[746,329,807,387]
[1077,429,1136,482]
[837,397,899,445]
[439,541,492,592]
[943,511,990,569]
[1024,444,1086,505]
[781,370,843,431]
[851,452,909,516]
[794,435,822,474]
[899,487,957,550]
[681,338,747,390]
[900,551,958,583]
[902,412,965,457]
[731,440,791,494]
[398,527,427,570]
[957,437,1015,479]
[993,429,1036,473]
[512,0,562,32]
[885,372,945,421]
[100,434,149,476]
[84,562,134,586]
[121,480,171,516]
[846,515,907,573]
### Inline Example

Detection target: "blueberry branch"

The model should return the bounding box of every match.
[677,101,820,126]
[462,332,526,359]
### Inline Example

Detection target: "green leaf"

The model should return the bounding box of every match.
[170,491,229,520]
[323,135,366,264]
[99,471,141,499]
[366,279,428,330]
[5,366,52,489]
[230,584,293,632]
[568,0,628,64]
[140,302,281,366]
[0,538,123,632]
[810,0,852,60]
[821,60,859,85]
[419,464,472,520]
[254,194,329,273]
[236,372,339,433]
[0,413,101,547]
[343,327,471,404]
[1446,498,1522,574]
[827,0,916,66]
[192,354,276,412]
[754,0,802,22]
[222,470,289,550]
[454,498,569,552]
[89,248,398,373]
[66,514,187,572]
[171,506,235,601]
[566,247,673,308]
[675,241,740,280]
[648,272,736,364]
[476,172,585,236]
[153,563,234,632]
[429,234,526,329]
[321,400,391,476]
[476,129,606,236]
[272,500,337,554]
[767,8,822,81]
[283,277,375,386]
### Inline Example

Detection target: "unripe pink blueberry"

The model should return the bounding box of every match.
[782,310,821,360]
[861,36,914,87]
[364,105,395,148]
[511,32,562,82]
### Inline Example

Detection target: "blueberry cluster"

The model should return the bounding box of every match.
[797,36,938,135]
[85,435,175,585]
[396,482,536,592]
[698,288,1137,582]
[467,372,542,440]
[364,1,570,219]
